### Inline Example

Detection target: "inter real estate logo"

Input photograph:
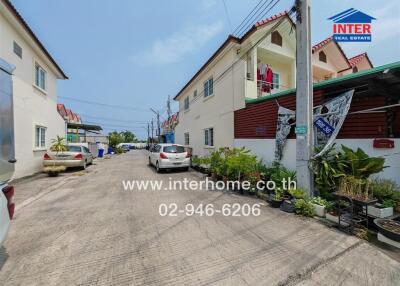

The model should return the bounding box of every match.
[328,8,376,42]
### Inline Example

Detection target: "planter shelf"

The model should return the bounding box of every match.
[331,192,377,233]
[326,213,349,227]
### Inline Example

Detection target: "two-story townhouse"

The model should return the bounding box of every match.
[174,11,372,157]
[0,0,68,179]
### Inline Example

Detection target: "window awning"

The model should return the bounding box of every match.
[67,122,102,132]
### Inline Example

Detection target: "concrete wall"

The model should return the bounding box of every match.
[234,138,400,185]
[175,46,247,157]
[0,6,66,179]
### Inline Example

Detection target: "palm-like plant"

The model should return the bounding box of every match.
[50,136,67,153]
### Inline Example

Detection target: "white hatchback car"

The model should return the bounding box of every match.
[148,144,190,172]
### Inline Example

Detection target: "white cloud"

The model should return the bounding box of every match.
[201,0,218,10]
[135,21,224,65]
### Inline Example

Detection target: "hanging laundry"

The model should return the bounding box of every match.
[266,65,273,91]
[257,63,274,93]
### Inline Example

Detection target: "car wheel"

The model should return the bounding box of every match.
[182,167,189,172]
[156,161,161,173]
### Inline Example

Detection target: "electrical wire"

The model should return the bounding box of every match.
[235,0,279,38]
[76,113,149,124]
[180,17,294,111]
[176,10,295,113]
[233,0,268,35]
[59,96,150,112]
[221,0,233,33]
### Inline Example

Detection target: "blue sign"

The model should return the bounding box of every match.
[328,8,376,42]
[314,118,334,136]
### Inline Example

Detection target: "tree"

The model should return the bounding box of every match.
[121,130,137,143]
[108,131,124,148]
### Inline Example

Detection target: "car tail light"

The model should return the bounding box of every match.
[75,153,83,159]
[160,153,168,159]
[186,153,191,158]
[2,186,15,220]
[43,153,51,160]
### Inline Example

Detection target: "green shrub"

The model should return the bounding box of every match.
[294,199,315,217]
[369,178,399,202]
[311,144,386,200]
[288,188,307,199]
[340,145,385,178]
[310,196,328,207]
[114,147,124,154]
[382,199,397,208]
[266,162,296,189]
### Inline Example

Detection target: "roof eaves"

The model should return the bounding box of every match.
[173,12,292,101]
[2,0,68,79]
[173,35,239,100]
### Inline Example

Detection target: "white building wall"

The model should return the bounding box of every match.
[175,47,247,157]
[234,138,400,185]
[0,8,66,179]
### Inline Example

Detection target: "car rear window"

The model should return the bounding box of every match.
[67,146,81,152]
[163,145,185,153]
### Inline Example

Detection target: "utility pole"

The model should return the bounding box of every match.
[150,108,161,142]
[151,119,154,143]
[295,0,314,196]
[167,95,171,133]
[147,123,150,145]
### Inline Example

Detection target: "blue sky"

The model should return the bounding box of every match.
[11,0,400,139]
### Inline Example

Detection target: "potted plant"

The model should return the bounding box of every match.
[43,136,67,177]
[367,200,395,218]
[325,201,350,226]
[269,188,283,208]
[294,199,315,217]
[310,196,328,217]
[281,199,295,213]
[374,218,400,244]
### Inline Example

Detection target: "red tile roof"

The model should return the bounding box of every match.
[174,11,293,100]
[348,53,372,67]
[255,12,288,27]
[312,36,333,52]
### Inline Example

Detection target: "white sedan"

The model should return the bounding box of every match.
[0,183,14,245]
[148,144,190,172]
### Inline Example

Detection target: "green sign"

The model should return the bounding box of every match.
[295,126,308,134]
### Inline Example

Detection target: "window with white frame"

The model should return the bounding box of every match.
[184,96,190,110]
[204,128,214,146]
[203,77,213,97]
[35,126,46,149]
[184,132,190,145]
[35,63,46,90]
[272,73,280,89]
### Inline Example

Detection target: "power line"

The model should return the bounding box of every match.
[236,0,280,38]
[232,0,267,35]
[59,96,149,112]
[221,0,233,33]
[77,113,148,124]
[177,12,294,113]
[83,121,147,129]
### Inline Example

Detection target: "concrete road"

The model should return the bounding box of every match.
[0,150,399,286]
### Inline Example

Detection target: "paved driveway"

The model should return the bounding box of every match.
[0,150,399,285]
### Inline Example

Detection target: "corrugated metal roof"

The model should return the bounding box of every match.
[245,61,400,104]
